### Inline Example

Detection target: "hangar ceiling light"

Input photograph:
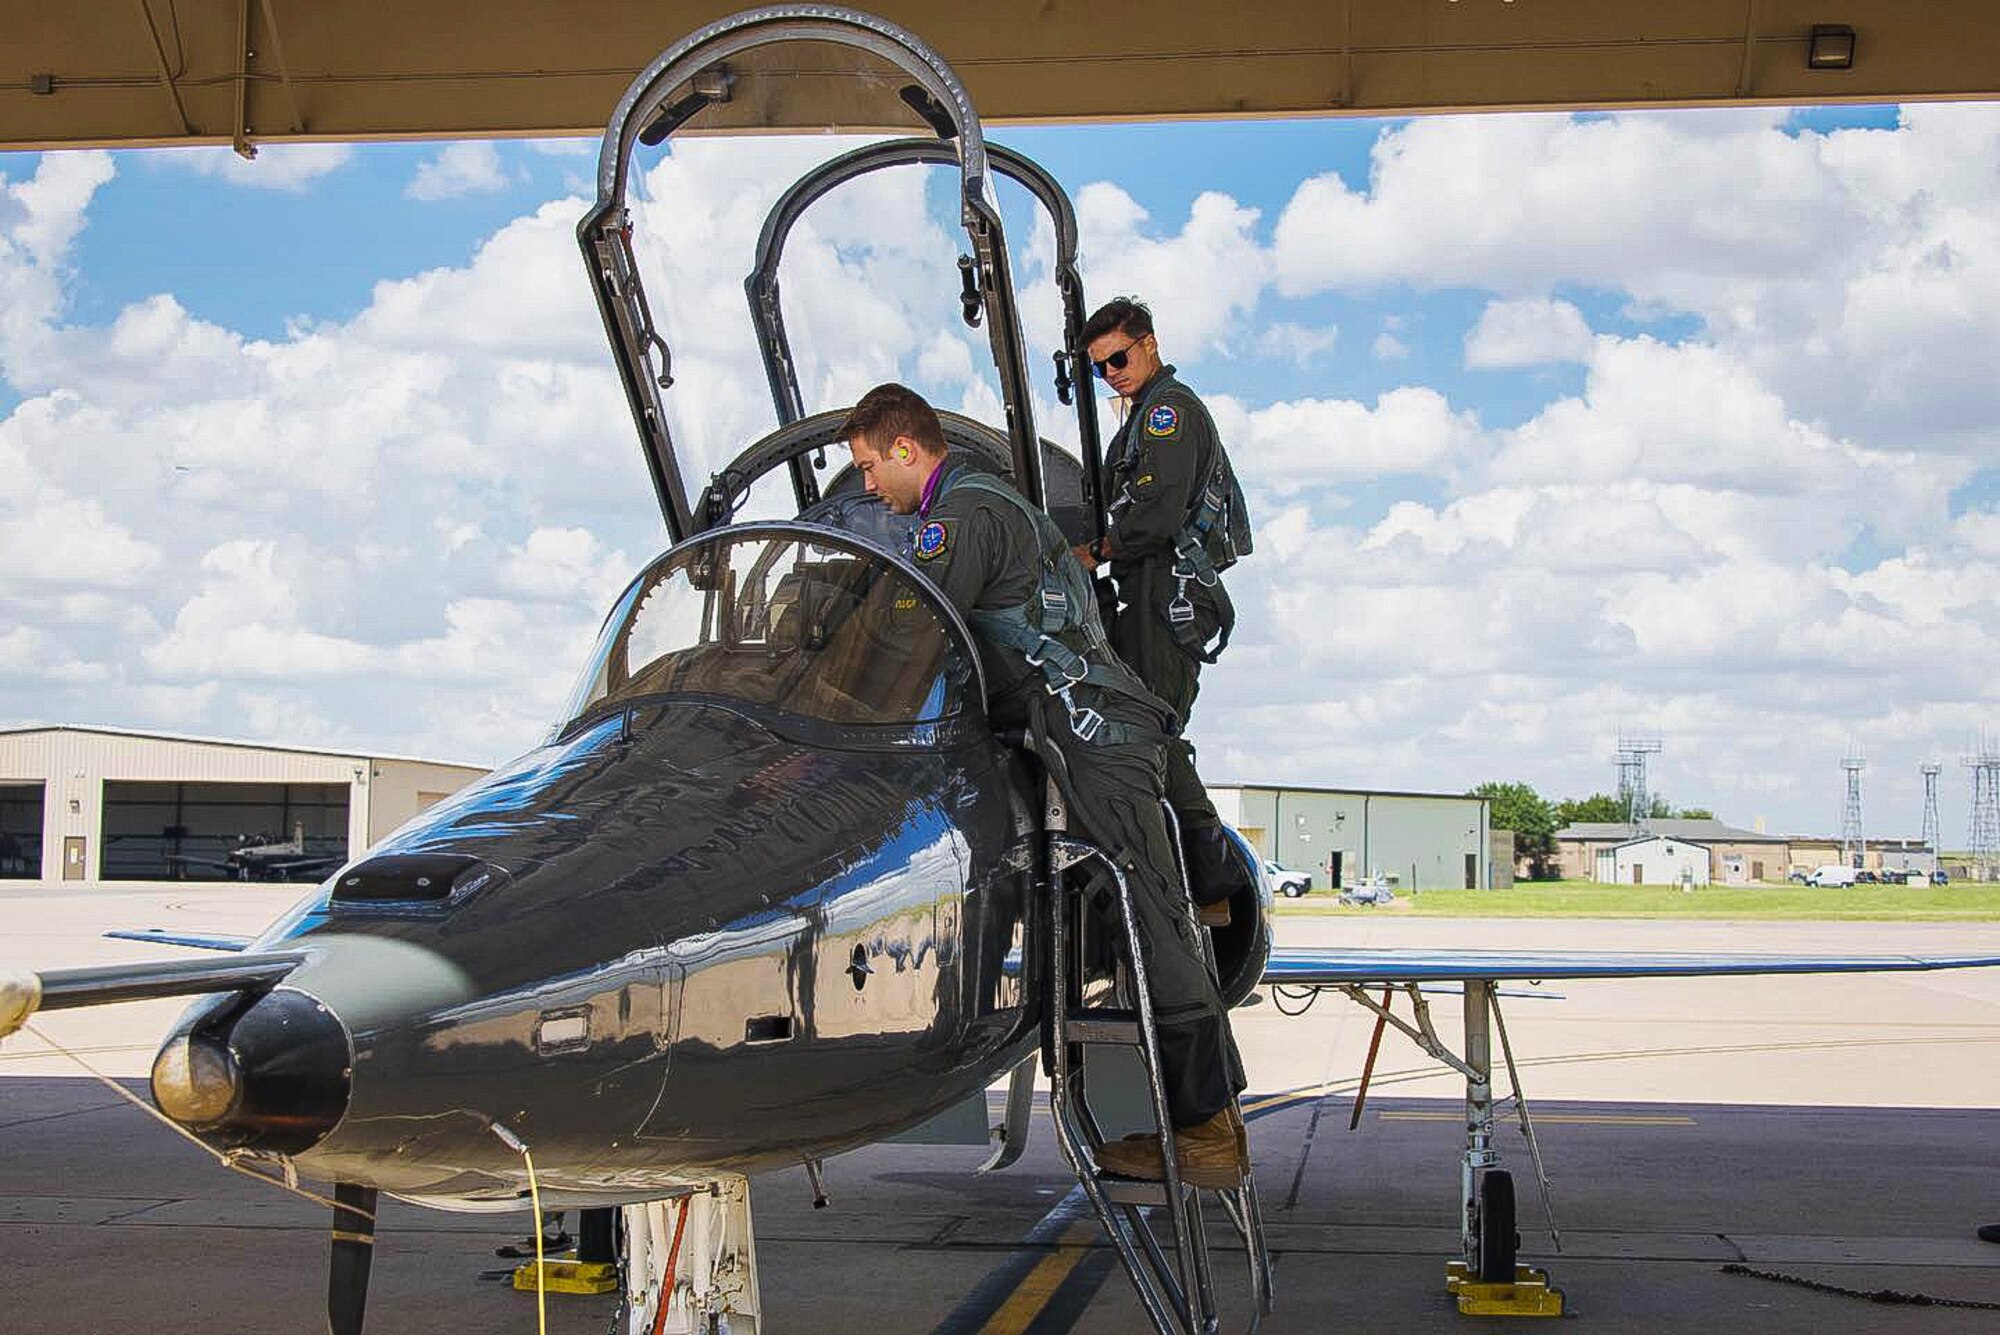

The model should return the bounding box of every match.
[1808,24,1858,70]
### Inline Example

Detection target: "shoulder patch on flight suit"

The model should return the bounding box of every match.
[1144,404,1180,437]
[913,519,950,561]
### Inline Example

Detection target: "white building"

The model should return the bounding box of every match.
[0,726,486,884]
[1208,783,1496,891]
[1594,834,1712,887]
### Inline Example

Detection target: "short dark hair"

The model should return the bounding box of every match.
[839,382,948,457]
[1080,296,1154,348]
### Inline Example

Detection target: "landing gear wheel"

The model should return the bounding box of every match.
[1476,1169,1519,1283]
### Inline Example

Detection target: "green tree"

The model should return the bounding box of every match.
[1675,806,1715,820]
[1470,781,1558,879]
[1554,792,1625,827]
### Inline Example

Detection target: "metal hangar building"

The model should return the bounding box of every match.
[1208,783,1501,891]
[0,726,485,884]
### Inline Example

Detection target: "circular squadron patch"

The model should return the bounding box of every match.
[914,520,950,561]
[1145,404,1180,436]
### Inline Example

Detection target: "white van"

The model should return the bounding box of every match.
[1807,864,1858,887]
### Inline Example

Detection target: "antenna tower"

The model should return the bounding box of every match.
[1615,736,1663,833]
[1839,749,1866,868]
[1966,738,2000,882]
[1920,763,1943,851]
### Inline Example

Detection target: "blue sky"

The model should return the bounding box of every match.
[2,102,1996,837]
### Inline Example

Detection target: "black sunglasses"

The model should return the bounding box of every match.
[1091,338,1144,378]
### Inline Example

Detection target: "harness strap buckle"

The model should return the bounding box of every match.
[1050,684,1105,741]
[1030,637,1089,688]
[1069,704,1105,742]
[1173,551,1220,590]
[1167,595,1197,626]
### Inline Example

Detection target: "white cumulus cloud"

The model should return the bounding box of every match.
[407,142,513,201]
[1465,298,1595,368]
[160,144,355,191]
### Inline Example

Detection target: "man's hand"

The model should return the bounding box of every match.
[1072,541,1100,572]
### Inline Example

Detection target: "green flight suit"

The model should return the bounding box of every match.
[909,456,1245,1128]
[1101,366,1247,905]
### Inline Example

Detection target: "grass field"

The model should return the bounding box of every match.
[1275,880,2000,920]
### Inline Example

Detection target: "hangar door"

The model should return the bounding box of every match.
[0,783,42,879]
[102,781,348,882]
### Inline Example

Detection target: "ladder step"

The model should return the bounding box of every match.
[1063,1006,1143,1045]
[1098,1175,1176,1207]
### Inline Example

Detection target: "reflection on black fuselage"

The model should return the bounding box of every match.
[164,697,1038,1206]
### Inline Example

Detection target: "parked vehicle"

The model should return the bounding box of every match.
[1787,869,1811,885]
[1807,864,1858,887]
[1932,869,1952,885]
[1265,862,1313,898]
[1338,876,1397,907]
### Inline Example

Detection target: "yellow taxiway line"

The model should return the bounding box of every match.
[975,1219,1100,1335]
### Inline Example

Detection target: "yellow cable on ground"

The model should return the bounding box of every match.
[489,1122,548,1335]
[524,1147,548,1335]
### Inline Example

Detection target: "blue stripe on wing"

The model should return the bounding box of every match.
[1261,948,2000,984]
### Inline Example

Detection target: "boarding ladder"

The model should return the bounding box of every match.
[1038,780,1274,1335]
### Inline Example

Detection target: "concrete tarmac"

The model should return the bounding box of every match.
[4,1079,1999,1333]
[4,886,1999,1332]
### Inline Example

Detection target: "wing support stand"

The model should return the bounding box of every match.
[1338,980,1564,1316]
[622,1178,762,1335]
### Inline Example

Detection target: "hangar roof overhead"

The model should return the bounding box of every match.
[8,2,2000,154]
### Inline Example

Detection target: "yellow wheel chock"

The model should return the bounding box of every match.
[511,1258,620,1295]
[1445,1260,1567,1317]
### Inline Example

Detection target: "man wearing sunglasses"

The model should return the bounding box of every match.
[1075,298,1255,924]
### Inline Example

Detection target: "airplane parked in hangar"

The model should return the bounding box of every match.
[162,821,350,884]
[5,9,2000,1335]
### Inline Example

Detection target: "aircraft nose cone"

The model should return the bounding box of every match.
[152,1033,240,1125]
[151,987,352,1155]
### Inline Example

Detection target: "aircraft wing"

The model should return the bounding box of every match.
[105,929,255,953]
[1261,947,2000,985]
[1,952,306,1037]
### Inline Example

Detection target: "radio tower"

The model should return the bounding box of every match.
[1839,749,1866,869]
[1966,738,2000,882]
[1615,736,1664,834]
[1920,763,1943,851]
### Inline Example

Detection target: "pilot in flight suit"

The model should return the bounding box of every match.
[1074,297,1253,919]
[840,382,1247,1186]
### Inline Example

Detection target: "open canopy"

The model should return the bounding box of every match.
[578,7,1042,543]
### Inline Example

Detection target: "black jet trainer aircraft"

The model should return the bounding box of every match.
[7,9,2000,1335]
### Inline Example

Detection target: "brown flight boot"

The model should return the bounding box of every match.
[1093,1110,1245,1189]
[1226,1101,1250,1161]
